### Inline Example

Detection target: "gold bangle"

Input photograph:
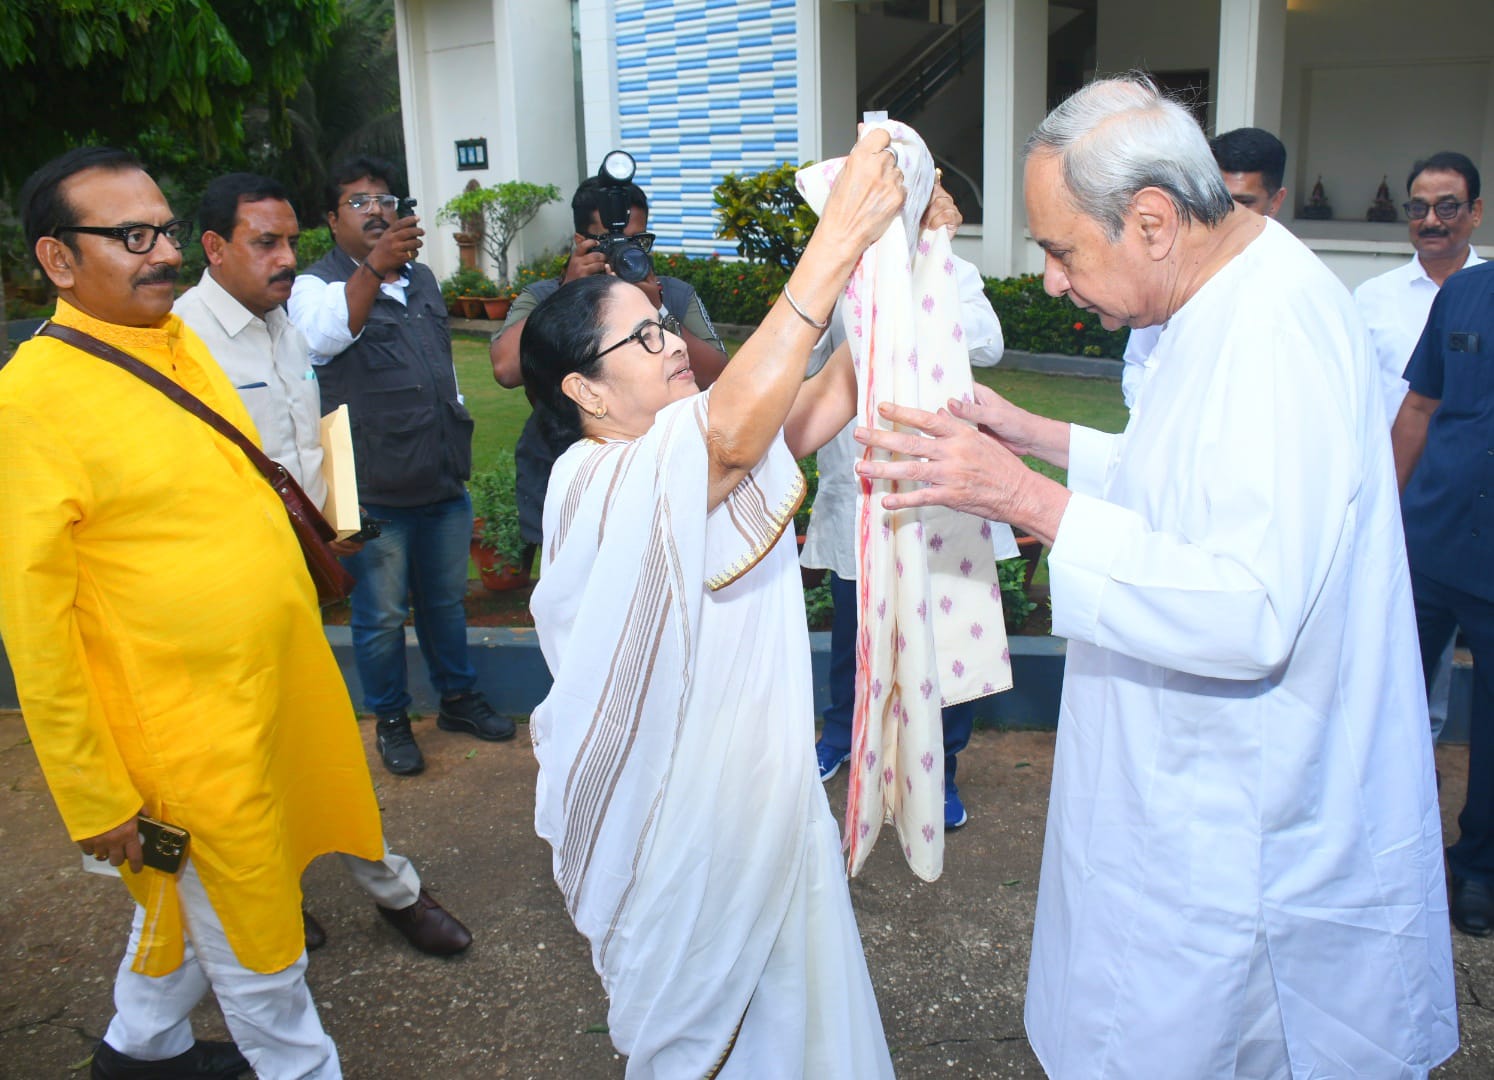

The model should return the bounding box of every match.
[782,283,829,330]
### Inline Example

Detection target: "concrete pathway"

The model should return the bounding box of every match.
[2,712,1489,1077]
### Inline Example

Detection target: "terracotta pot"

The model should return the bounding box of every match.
[457,296,484,319]
[1014,532,1044,588]
[481,296,512,321]
[471,538,531,592]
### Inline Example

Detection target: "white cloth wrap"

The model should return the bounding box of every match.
[797,120,1012,882]
[530,391,891,1078]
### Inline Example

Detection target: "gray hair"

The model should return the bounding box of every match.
[1025,75,1234,240]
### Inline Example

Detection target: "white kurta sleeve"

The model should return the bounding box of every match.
[1064,423,1118,497]
[955,256,1004,367]
[1048,321,1362,682]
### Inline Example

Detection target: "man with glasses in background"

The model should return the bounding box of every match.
[1356,152,1483,426]
[488,172,728,570]
[291,157,511,777]
[1358,153,1484,761]
[1,146,386,1078]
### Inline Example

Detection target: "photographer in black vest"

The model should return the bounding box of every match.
[489,156,730,559]
[290,156,511,777]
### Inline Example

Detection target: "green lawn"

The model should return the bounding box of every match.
[455,331,1130,485]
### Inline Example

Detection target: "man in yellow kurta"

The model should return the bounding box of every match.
[0,149,383,1080]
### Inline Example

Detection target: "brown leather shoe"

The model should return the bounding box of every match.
[377,888,473,956]
[302,907,327,951]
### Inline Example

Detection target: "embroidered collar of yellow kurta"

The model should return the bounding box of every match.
[0,300,382,975]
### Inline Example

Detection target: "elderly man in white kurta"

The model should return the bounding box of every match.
[857,76,1456,1079]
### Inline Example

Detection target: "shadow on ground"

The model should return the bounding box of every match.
[1,713,1488,1078]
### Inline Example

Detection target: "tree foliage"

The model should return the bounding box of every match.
[0,0,341,190]
[713,161,819,272]
[244,0,405,221]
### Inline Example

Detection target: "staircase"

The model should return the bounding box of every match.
[863,5,984,120]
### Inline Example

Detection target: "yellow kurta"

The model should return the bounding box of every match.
[0,300,382,975]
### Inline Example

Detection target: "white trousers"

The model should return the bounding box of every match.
[338,845,420,909]
[103,860,341,1080]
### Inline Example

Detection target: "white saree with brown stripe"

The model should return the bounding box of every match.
[530,391,894,1079]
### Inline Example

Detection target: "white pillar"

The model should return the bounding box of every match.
[577,0,620,176]
[390,0,578,282]
[796,0,858,162]
[1214,0,1286,136]
[491,0,581,268]
[981,0,1047,278]
[392,0,432,260]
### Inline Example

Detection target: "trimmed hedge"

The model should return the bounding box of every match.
[983,274,1126,359]
[504,250,1128,359]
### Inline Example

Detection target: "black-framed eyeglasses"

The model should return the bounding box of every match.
[1403,199,1473,222]
[596,314,682,360]
[586,231,656,253]
[52,219,194,254]
[342,193,400,214]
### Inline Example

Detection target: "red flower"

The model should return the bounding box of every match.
[1073,321,1085,331]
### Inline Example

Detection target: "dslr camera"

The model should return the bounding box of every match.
[593,150,654,284]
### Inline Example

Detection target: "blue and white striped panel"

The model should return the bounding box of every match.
[615,0,799,257]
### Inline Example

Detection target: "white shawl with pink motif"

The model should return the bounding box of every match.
[798,122,1013,881]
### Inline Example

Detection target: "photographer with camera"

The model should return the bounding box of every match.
[489,153,729,559]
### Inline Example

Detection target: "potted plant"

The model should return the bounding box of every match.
[437,179,560,297]
[440,267,494,319]
[469,450,530,591]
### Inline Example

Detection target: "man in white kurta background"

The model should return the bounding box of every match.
[857,76,1456,1078]
[1354,151,1483,429]
[1355,154,1483,738]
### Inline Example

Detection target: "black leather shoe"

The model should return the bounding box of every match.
[91,1038,249,1078]
[378,887,473,956]
[437,691,515,741]
[302,906,327,951]
[376,712,425,775]
[1451,876,1494,937]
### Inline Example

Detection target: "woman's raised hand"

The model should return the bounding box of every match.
[815,127,906,259]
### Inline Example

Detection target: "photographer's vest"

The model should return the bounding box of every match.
[304,248,474,507]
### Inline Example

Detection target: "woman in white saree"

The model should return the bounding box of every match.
[521,131,904,1079]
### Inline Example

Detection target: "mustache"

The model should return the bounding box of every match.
[269,268,297,285]
[363,219,387,234]
[1418,226,1450,237]
[133,265,180,287]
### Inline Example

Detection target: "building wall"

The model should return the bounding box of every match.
[610,0,801,256]
[1279,0,1492,288]
[1091,0,1490,289]
[396,0,579,284]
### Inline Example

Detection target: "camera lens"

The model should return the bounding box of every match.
[612,242,653,284]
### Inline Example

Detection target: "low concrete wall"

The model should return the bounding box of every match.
[0,629,1067,730]
[2,630,1474,740]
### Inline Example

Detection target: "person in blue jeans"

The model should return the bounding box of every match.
[290,156,511,775]
[801,180,1008,829]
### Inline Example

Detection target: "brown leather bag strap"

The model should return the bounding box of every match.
[36,320,294,488]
